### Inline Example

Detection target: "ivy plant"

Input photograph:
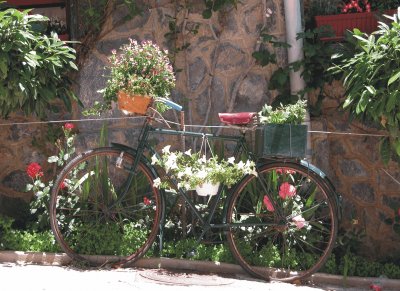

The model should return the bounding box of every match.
[0,8,81,118]
[330,12,400,164]
[253,27,338,111]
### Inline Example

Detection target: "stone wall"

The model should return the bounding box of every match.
[0,0,399,259]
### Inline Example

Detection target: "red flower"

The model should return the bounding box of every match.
[64,123,75,130]
[60,181,67,190]
[143,197,151,206]
[263,195,275,212]
[26,163,43,179]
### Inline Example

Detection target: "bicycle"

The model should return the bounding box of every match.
[49,99,340,282]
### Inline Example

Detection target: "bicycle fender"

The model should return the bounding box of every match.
[300,160,343,221]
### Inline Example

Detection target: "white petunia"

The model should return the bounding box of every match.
[227,157,235,164]
[151,154,159,165]
[184,149,192,156]
[184,167,193,176]
[162,145,171,154]
[195,170,208,180]
[153,177,161,188]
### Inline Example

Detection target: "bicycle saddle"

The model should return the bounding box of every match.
[218,112,257,125]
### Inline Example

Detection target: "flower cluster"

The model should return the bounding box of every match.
[341,0,371,13]
[98,38,175,114]
[26,123,76,229]
[262,168,307,230]
[152,145,257,191]
[26,163,43,179]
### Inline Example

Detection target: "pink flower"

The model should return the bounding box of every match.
[292,215,306,229]
[143,197,151,206]
[276,168,296,175]
[279,182,296,199]
[64,123,74,130]
[263,195,275,212]
[26,163,43,179]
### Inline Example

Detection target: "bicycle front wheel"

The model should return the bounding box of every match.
[226,161,338,282]
[49,147,162,266]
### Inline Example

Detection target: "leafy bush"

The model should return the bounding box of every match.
[330,12,400,164]
[0,215,60,252]
[0,8,81,118]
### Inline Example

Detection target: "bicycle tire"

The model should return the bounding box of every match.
[49,147,162,266]
[225,161,338,282]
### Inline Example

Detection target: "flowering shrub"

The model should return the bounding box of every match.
[151,145,257,191]
[91,38,176,115]
[26,123,76,230]
[341,0,371,13]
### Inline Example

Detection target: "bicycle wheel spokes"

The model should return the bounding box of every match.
[50,148,162,266]
[226,163,338,282]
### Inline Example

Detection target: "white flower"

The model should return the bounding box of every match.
[184,167,193,176]
[162,145,171,154]
[195,170,208,180]
[165,153,178,172]
[153,177,161,188]
[227,157,235,164]
[184,149,192,156]
[237,161,244,168]
[151,154,159,165]
[177,171,184,179]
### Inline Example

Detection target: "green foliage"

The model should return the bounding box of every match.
[163,238,235,263]
[330,13,400,164]
[202,0,239,19]
[253,28,338,112]
[0,215,60,252]
[0,8,81,118]
[79,0,141,34]
[259,99,307,124]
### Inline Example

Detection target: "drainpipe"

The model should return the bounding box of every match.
[283,0,312,160]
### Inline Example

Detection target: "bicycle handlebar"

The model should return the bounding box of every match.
[156,97,183,112]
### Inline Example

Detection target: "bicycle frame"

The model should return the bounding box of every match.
[112,113,335,248]
[116,115,267,244]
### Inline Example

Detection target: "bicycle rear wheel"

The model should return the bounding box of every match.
[49,147,162,266]
[225,161,338,282]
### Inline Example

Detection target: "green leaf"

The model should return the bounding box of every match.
[380,137,391,165]
[386,91,398,112]
[388,70,400,86]
[202,9,212,19]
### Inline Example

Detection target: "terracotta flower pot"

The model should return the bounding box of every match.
[117,91,152,115]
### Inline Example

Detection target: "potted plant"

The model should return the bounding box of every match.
[92,39,175,115]
[312,0,399,41]
[256,99,308,158]
[152,146,257,196]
